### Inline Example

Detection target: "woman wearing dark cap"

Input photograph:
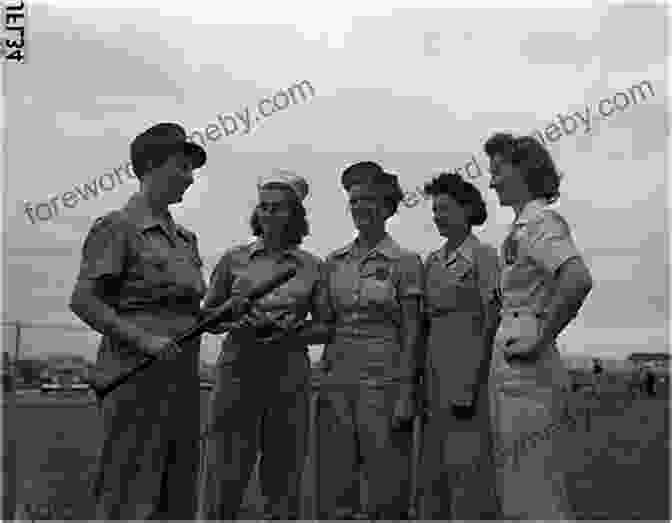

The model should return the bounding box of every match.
[316,161,423,520]
[69,122,207,520]
[417,172,501,520]
[197,169,330,520]
[483,132,593,520]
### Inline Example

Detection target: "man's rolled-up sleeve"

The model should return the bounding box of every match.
[77,214,127,281]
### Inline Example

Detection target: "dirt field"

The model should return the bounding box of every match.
[5,384,670,520]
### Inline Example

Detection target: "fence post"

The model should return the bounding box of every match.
[310,381,320,520]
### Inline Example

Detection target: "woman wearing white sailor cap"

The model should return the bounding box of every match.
[198,169,332,520]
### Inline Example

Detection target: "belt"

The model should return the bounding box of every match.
[499,309,547,319]
[228,329,308,350]
[428,308,480,319]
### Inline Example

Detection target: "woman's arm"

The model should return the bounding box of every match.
[399,297,423,386]
[513,212,593,362]
[296,260,336,347]
[537,256,593,346]
[396,254,425,394]
[481,246,502,355]
[393,254,424,427]
[201,253,236,333]
[70,278,150,348]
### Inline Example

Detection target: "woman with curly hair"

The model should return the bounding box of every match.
[483,133,593,520]
[198,170,331,520]
[417,172,501,520]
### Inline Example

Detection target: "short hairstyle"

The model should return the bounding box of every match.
[423,172,487,226]
[249,186,309,246]
[483,132,562,204]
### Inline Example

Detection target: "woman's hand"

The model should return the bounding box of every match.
[256,319,306,344]
[138,334,182,361]
[503,332,550,364]
[227,296,252,318]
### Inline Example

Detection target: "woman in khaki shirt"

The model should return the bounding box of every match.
[417,172,501,520]
[198,171,329,521]
[484,133,593,520]
[316,161,423,520]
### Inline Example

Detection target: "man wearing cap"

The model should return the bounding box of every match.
[198,170,330,520]
[69,122,207,520]
[316,161,424,520]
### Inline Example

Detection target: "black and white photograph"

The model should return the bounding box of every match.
[1,1,669,520]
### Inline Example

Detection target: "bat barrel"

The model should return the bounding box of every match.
[88,266,298,401]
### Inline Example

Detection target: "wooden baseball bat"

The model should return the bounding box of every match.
[89,266,297,401]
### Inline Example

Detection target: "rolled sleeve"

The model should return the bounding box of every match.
[203,253,233,310]
[396,253,424,299]
[77,214,127,281]
[526,211,582,274]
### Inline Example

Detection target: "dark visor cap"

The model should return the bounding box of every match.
[341,161,404,203]
[131,122,206,176]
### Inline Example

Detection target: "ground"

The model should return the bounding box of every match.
[5,380,670,520]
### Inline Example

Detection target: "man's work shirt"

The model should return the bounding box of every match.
[204,239,324,368]
[319,234,424,387]
[423,233,499,408]
[76,192,207,384]
[74,192,206,517]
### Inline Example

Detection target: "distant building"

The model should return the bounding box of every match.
[627,353,670,370]
[41,355,92,383]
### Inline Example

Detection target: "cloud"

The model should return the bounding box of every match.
[520,31,596,70]
[518,5,665,72]
[5,5,667,363]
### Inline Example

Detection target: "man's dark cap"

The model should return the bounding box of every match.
[341,161,404,203]
[130,122,206,177]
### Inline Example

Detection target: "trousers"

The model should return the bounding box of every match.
[93,347,200,521]
[198,348,309,520]
[317,384,412,519]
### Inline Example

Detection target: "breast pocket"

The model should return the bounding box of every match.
[428,260,479,312]
[172,253,207,294]
[137,250,170,282]
[359,266,397,308]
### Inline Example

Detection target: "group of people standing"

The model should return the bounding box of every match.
[69,122,593,521]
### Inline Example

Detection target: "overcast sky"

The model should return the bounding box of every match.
[1,1,668,363]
